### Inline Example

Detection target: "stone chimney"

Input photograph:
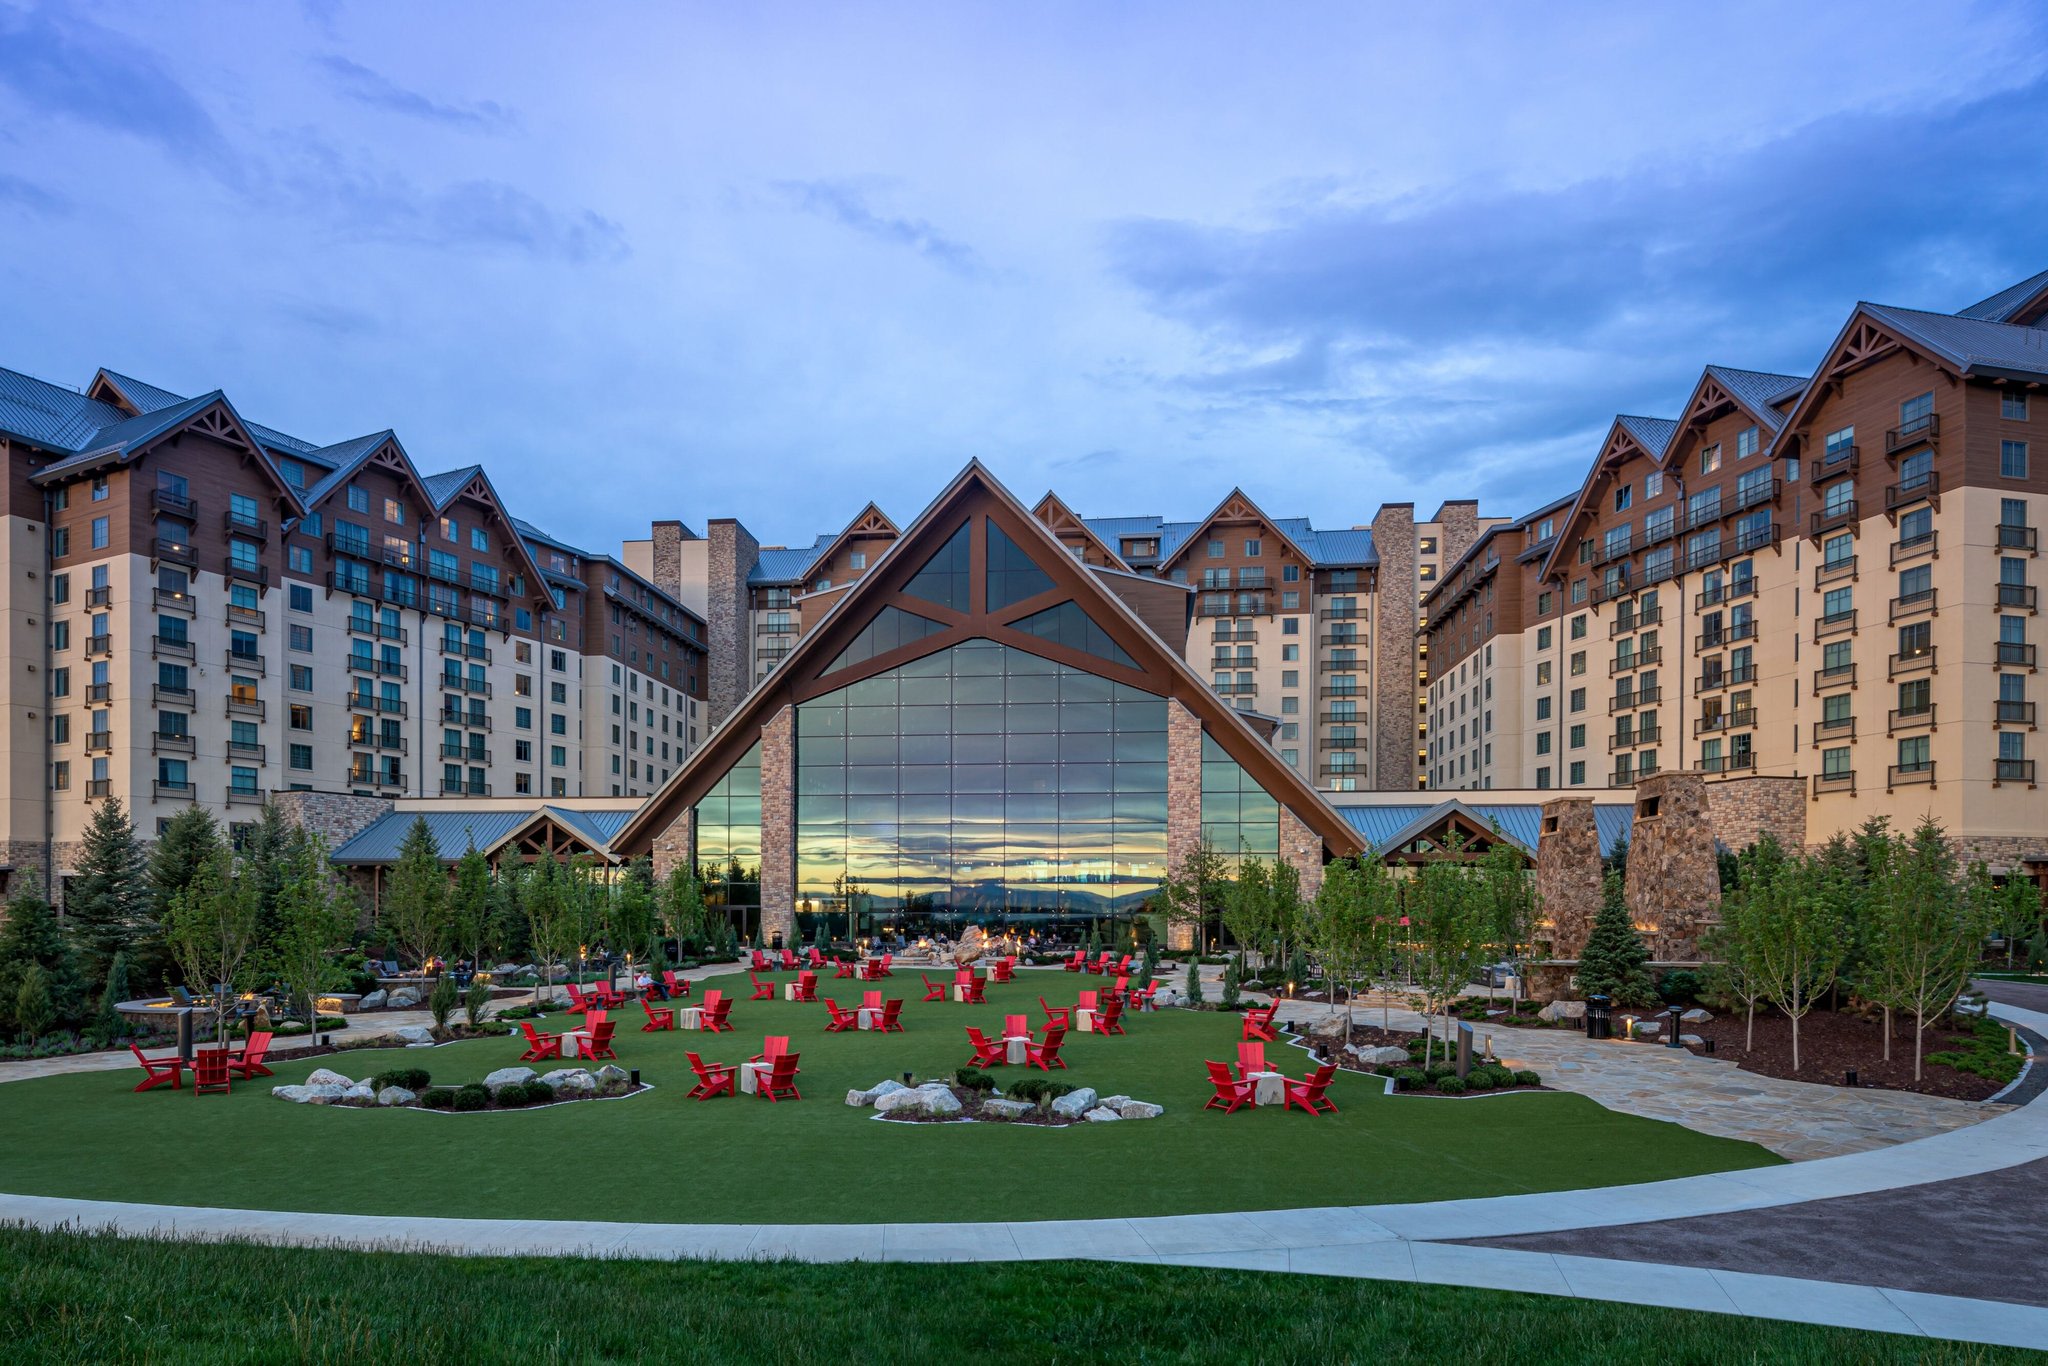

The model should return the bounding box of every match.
[1369,502,1416,790]
[646,520,687,599]
[705,519,760,728]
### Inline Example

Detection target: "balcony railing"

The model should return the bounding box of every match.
[440,638,493,661]
[1997,583,2039,611]
[1889,530,1938,568]
[1684,542,1725,574]
[151,684,194,707]
[223,557,269,587]
[441,780,492,796]
[84,633,112,657]
[1211,653,1253,668]
[1735,477,1778,512]
[224,509,269,539]
[1813,446,1858,481]
[1994,758,2037,787]
[1888,704,1936,734]
[1813,609,1857,641]
[151,487,196,517]
[152,729,194,754]
[153,780,196,801]
[1885,471,1939,513]
[1884,411,1939,454]
[441,744,492,765]
[1612,685,1662,710]
[328,570,375,598]
[225,696,265,720]
[1810,502,1859,536]
[226,649,265,676]
[1996,641,2039,669]
[1319,632,1360,646]
[1211,682,1256,696]
[1811,715,1855,744]
[1607,726,1661,751]
[1694,664,1757,694]
[1611,646,1662,673]
[1889,589,1937,623]
[1320,607,1359,621]
[469,572,506,598]
[154,537,196,566]
[1597,534,1633,565]
[349,616,408,643]
[87,682,112,702]
[1996,700,2038,728]
[227,602,265,629]
[1694,708,1756,737]
[1211,629,1257,643]
[348,769,407,790]
[1812,662,1857,693]
[85,730,112,752]
[1318,764,1362,779]
[440,675,494,696]
[442,709,491,731]
[152,587,194,615]
[227,739,266,763]
[428,560,462,586]
[1735,521,1780,554]
[349,733,409,754]
[226,785,266,806]
[1319,711,1361,725]
[84,584,112,608]
[1696,752,1756,775]
[1888,760,1936,789]
[82,778,111,798]
[1816,555,1858,587]
[1642,515,1677,547]
[1998,522,2039,553]
[1890,648,1937,678]
[1610,606,1662,637]
[1812,770,1857,797]
[1687,498,1723,530]
[1318,685,1360,699]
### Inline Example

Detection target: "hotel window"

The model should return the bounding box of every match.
[1570,579,1586,604]
[1568,650,1585,676]
[1736,426,1759,460]
[1645,471,1664,499]
[1568,687,1585,713]
[1536,695,1551,720]
[290,665,313,691]
[1569,724,1585,749]
[1244,538,1261,557]
[90,516,109,549]
[1613,484,1631,512]
[384,497,406,525]
[1535,661,1552,686]
[230,539,260,572]
[91,475,109,501]
[2004,390,2031,420]
[347,485,369,513]
[1570,614,1587,640]
[1569,761,1586,785]
[289,705,311,730]
[1700,443,1721,474]
[2002,441,2029,479]
[516,706,533,729]
[471,527,490,552]
[550,746,567,767]
[1207,539,1225,558]
[1283,564,1300,582]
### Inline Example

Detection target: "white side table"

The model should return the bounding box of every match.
[1004,1036,1030,1065]
[1247,1070,1284,1106]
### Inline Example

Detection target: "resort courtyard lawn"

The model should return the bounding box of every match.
[0,971,1778,1224]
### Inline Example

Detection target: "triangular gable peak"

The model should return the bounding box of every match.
[803,501,900,584]
[1658,370,1790,474]
[301,434,442,525]
[1773,307,1960,454]
[1534,419,1662,584]
[1032,491,1125,569]
[493,810,619,865]
[85,373,141,417]
[430,465,554,615]
[615,461,1364,858]
[1157,487,1314,574]
[1374,801,1529,866]
[45,393,304,519]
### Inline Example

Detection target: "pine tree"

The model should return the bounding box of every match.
[1184,959,1204,1005]
[15,964,54,1041]
[0,876,84,1034]
[1575,870,1656,1007]
[145,808,224,989]
[92,950,132,1043]
[1219,955,1241,1008]
[65,797,150,994]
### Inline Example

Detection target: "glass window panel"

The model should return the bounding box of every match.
[1004,673,1060,703]
[954,704,1005,733]
[1061,730,1114,763]
[899,676,952,706]
[899,706,952,735]
[1006,793,1061,823]
[985,517,1056,611]
[1005,703,1061,732]
[846,735,897,765]
[899,732,951,765]
[952,673,1005,704]
[847,707,898,735]
[846,765,898,794]
[898,765,952,793]
[845,676,898,706]
[1059,672,1113,702]
[902,521,970,611]
[1005,731,1060,763]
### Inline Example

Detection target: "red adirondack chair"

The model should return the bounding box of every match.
[833,957,858,978]
[1091,951,1112,975]
[792,971,819,1002]
[1242,1002,1280,1042]
[875,953,894,977]
[192,1047,233,1097]
[751,949,771,971]
[662,970,692,999]
[1129,979,1161,1011]
[1108,954,1132,978]
[965,1026,1006,1068]
[755,1051,803,1102]
[921,973,946,1002]
[591,982,628,1010]
[128,1044,184,1092]
[1063,949,1085,972]
[1285,1063,1340,1116]
[806,947,827,969]
[750,1035,790,1066]
[862,990,884,1015]
[1095,997,1126,1036]
[1205,1060,1256,1113]
[581,1008,609,1035]
[700,997,734,1033]
[878,999,904,1032]
[824,999,860,1033]
[1040,996,1072,1030]
[520,1021,564,1061]
[861,957,885,981]
[573,1020,618,1061]
[749,972,775,1000]
[563,982,592,1014]
[1025,1025,1067,1071]
[1077,990,1098,1012]
[962,975,987,1005]
[989,956,1014,982]
[954,966,974,985]
[1236,1041,1267,1080]
[642,999,677,1032]
[1003,1013,1032,1041]
[230,1030,275,1080]
[687,1052,737,1099]
[780,948,798,971]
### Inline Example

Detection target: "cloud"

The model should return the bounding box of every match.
[0,6,237,180]
[1103,78,2048,507]
[315,55,518,134]
[0,171,66,216]
[425,180,627,262]
[771,179,981,274]
[271,295,379,335]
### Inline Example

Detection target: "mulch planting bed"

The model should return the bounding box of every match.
[1680,1008,2022,1102]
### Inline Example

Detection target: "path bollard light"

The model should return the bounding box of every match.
[1845,1068,1858,1088]
[630,1069,641,1088]
[903,1071,914,1087]
[1665,1004,1684,1049]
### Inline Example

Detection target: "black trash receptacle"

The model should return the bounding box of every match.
[1585,993,1613,1041]
[770,931,784,951]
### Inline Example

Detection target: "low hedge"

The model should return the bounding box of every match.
[1004,1077,1075,1104]
[371,1067,432,1092]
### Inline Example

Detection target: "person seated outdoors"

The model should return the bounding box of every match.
[635,968,662,999]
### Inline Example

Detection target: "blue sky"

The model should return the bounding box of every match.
[2,2,2046,551]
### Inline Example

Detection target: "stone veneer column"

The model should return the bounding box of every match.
[1369,503,1417,790]
[1704,776,1806,854]
[647,519,686,599]
[1534,797,1601,961]
[1278,805,1325,905]
[758,703,796,944]
[705,519,760,729]
[650,806,694,882]
[270,791,394,852]
[1434,500,1483,568]
[1624,773,1720,960]
[1164,699,1203,950]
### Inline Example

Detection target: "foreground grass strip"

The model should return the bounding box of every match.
[0,973,1776,1222]
[1,1226,2027,1365]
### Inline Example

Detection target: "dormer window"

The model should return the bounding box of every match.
[815,578,831,592]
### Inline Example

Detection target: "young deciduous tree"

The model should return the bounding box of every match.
[1744,848,1849,1073]
[144,807,224,988]
[1706,837,1788,1052]
[1987,869,2044,969]
[520,853,575,1009]
[660,864,709,955]
[162,846,262,1040]
[66,797,152,996]
[1156,835,1230,956]
[272,834,353,1031]
[1308,858,1375,1031]
[1407,838,1495,1065]
[448,841,493,968]
[1222,855,1275,970]
[1479,833,1539,1003]
[1863,819,1992,1079]
[384,817,449,972]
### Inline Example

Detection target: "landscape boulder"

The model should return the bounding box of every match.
[1348,1045,1412,1068]
[1539,1000,1586,1022]
[978,1097,1034,1119]
[340,1083,377,1106]
[305,1067,354,1088]
[595,1064,631,1095]
[1680,1007,1713,1024]
[1630,1019,1662,1039]
[483,1066,536,1093]
[359,990,388,1010]
[387,987,422,1009]
[377,1086,417,1107]
[394,1024,436,1045]
[539,1068,598,1095]
[1049,1087,1099,1119]
[1083,1106,1123,1122]
[1118,1100,1164,1120]
[272,1083,347,1105]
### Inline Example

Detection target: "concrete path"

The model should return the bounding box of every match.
[3,977,2041,1348]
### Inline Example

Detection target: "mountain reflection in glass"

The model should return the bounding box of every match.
[795,638,1166,939]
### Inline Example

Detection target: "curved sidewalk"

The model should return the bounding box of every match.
[4,1002,2044,1350]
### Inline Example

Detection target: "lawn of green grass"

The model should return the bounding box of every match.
[3,1226,2018,1365]
[0,970,1777,1223]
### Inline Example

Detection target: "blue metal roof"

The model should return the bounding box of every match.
[1331,799,1633,858]
[330,810,536,864]
[0,366,138,450]
[422,465,481,509]
[1861,303,2048,382]
[1704,366,1807,431]
[1957,267,2048,323]
[300,432,397,508]
[1080,512,1377,568]
[1615,414,1677,455]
